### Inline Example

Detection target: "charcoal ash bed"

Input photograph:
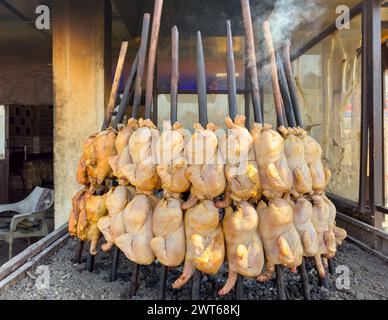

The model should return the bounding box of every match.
[0,237,387,300]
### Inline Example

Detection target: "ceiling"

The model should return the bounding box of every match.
[0,0,385,73]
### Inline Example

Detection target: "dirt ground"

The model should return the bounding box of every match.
[0,237,387,300]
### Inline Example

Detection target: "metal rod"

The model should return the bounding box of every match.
[171,26,179,124]
[192,270,201,300]
[317,257,330,289]
[73,239,84,264]
[145,0,164,120]
[226,20,238,121]
[86,253,94,272]
[276,51,296,127]
[152,55,158,125]
[262,20,285,128]
[328,258,336,275]
[197,31,208,127]
[244,43,251,130]
[103,41,129,130]
[110,245,120,282]
[299,257,311,300]
[132,13,151,119]
[362,0,384,221]
[158,265,168,300]
[275,265,287,300]
[113,51,139,128]
[240,0,262,124]
[129,263,140,297]
[281,41,304,128]
[235,275,244,300]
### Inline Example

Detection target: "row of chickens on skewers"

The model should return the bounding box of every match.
[68,111,347,296]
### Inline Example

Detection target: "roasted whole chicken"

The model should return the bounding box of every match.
[89,129,117,185]
[150,198,186,266]
[217,116,260,206]
[108,119,138,184]
[73,188,108,255]
[121,118,160,194]
[76,135,97,185]
[279,126,313,197]
[256,198,303,281]
[287,196,319,257]
[302,132,331,193]
[113,194,159,265]
[173,200,225,288]
[68,188,87,236]
[155,121,190,198]
[97,185,135,251]
[251,123,293,199]
[219,201,264,295]
[311,195,337,278]
[322,194,347,246]
[182,123,226,209]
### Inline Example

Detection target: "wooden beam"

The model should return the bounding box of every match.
[0,223,68,281]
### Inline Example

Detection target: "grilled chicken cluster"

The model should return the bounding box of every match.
[68,114,346,293]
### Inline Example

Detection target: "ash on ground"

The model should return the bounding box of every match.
[1,238,387,300]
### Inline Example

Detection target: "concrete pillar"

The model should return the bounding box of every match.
[52,0,111,228]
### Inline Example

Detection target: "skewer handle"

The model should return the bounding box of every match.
[171,26,179,124]
[226,20,237,121]
[240,0,262,124]
[132,13,151,119]
[197,31,208,127]
[145,0,164,120]
[276,51,296,127]
[102,41,128,130]
[281,40,304,128]
[262,20,285,128]
[113,51,139,128]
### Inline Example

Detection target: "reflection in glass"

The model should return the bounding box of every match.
[292,15,362,202]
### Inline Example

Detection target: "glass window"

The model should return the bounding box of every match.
[292,15,362,202]
[157,94,246,130]
[157,36,245,92]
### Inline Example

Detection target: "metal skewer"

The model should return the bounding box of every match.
[275,53,312,298]
[127,13,151,298]
[81,41,129,272]
[227,20,244,300]
[188,30,210,300]
[279,40,329,297]
[158,25,180,300]
[261,19,287,300]
[276,51,296,128]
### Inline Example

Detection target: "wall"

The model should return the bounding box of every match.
[52,0,111,228]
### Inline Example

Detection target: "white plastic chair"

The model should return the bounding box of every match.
[0,186,54,260]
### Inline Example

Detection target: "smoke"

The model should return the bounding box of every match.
[251,0,327,87]
[263,0,326,49]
